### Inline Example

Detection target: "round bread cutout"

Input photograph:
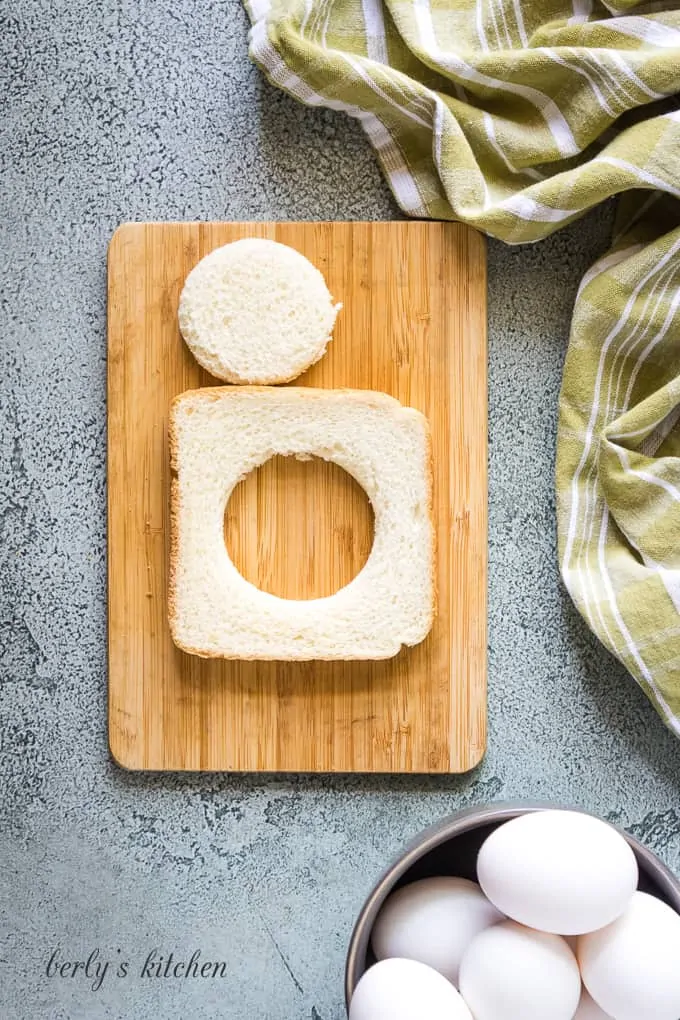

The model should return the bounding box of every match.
[178,238,341,384]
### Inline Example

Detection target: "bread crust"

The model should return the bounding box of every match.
[166,400,182,649]
[423,417,438,632]
[169,385,404,411]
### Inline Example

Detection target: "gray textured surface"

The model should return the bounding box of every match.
[2,3,680,1019]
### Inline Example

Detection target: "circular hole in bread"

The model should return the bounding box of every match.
[224,454,375,600]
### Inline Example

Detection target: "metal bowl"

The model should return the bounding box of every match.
[345,801,680,1012]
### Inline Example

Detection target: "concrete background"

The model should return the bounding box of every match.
[2,3,680,1019]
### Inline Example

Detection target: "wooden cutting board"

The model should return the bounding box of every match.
[108,221,487,772]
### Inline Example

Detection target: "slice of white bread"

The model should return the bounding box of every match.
[168,387,435,660]
[178,238,341,384]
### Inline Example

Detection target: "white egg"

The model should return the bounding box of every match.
[371,876,505,985]
[349,958,473,1020]
[573,991,612,1019]
[578,891,680,1020]
[458,920,581,1020]
[477,810,638,934]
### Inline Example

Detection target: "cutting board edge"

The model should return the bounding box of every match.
[107,218,488,774]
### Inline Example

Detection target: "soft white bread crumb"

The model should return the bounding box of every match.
[168,387,435,661]
[178,238,341,384]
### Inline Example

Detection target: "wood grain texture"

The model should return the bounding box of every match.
[108,221,487,773]
[225,455,375,601]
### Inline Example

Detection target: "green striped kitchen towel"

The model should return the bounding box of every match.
[243,0,680,735]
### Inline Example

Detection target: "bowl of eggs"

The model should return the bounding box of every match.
[345,803,680,1020]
